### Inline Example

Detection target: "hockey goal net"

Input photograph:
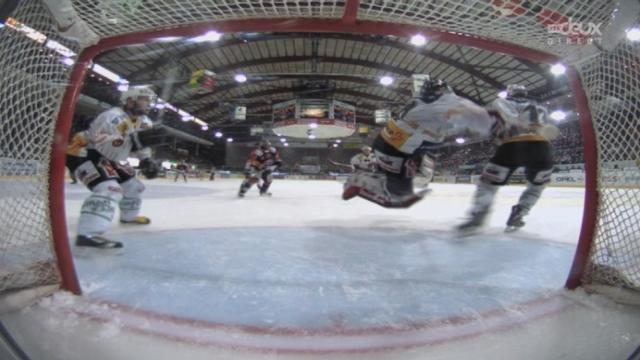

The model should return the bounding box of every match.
[0,0,638,299]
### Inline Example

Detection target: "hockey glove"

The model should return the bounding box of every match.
[139,158,160,179]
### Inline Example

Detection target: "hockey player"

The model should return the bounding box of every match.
[342,77,492,208]
[350,146,377,172]
[68,86,164,249]
[457,84,559,233]
[238,140,282,197]
[174,160,189,182]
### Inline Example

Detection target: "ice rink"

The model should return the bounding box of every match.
[2,178,639,360]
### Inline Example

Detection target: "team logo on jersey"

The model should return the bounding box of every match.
[116,120,130,135]
[381,120,410,151]
[112,139,124,147]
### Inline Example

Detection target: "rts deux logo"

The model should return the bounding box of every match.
[546,18,603,45]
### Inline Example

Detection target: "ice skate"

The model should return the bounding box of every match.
[505,205,526,233]
[74,235,123,256]
[259,184,272,197]
[120,216,151,225]
[456,210,488,236]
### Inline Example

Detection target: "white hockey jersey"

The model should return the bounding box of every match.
[381,93,492,153]
[350,152,376,172]
[488,97,551,144]
[86,107,153,162]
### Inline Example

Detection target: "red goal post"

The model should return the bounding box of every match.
[0,0,638,300]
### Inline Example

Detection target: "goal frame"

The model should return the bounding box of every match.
[50,18,598,295]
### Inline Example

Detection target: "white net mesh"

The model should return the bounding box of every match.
[73,0,344,37]
[0,0,75,293]
[0,0,637,295]
[576,43,640,290]
[358,0,619,59]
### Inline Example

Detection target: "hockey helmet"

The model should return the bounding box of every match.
[259,139,272,150]
[506,84,527,100]
[419,78,452,103]
[120,86,157,105]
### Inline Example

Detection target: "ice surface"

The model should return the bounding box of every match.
[1,179,639,360]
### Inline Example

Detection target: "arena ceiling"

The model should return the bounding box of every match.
[93,31,571,130]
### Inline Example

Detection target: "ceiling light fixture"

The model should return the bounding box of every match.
[410,34,427,46]
[380,76,394,86]
[550,63,566,76]
[626,27,640,41]
[190,30,222,43]
[550,110,567,121]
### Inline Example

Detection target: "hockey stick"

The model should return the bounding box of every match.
[328,159,353,169]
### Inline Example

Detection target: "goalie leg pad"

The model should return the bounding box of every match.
[414,154,435,189]
[77,180,122,237]
[342,172,428,208]
[342,172,364,200]
[371,134,411,176]
[373,150,404,175]
[118,178,146,222]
